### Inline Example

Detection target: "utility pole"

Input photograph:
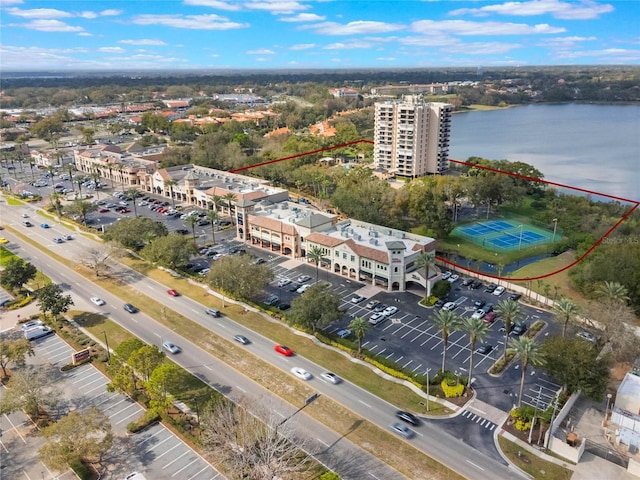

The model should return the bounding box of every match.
[276,393,321,435]
[102,330,110,363]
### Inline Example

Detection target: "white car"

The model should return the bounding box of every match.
[471,309,486,320]
[21,320,44,331]
[383,305,398,316]
[448,274,460,283]
[493,286,506,296]
[441,271,451,280]
[198,268,211,276]
[290,367,312,381]
[277,278,292,287]
[296,284,311,294]
[297,275,311,283]
[369,312,386,325]
[90,296,105,306]
[321,372,342,384]
[351,294,365,304]
[442,302,456,311]
[162,341,181,354]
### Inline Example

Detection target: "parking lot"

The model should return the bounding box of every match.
[1,332,222,480]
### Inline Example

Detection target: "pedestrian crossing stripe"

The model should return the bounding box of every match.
[461,410,497,430]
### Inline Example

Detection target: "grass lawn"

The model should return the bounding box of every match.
[70,311,136,347]
[5,196,25,206]
[498,436,573,480]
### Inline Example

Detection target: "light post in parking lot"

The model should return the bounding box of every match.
[426,369,430,411]
[528,385,543,444]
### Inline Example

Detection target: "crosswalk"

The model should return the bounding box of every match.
[460,409,498,431]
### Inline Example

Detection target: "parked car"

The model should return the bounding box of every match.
[321,372,341,384]
[366,299,380,309]
[471,309,486,320]
[274,344,293,356]
[288,282,301,292]
[484,284,498,293]
[470,280,483,289]
[493,286,506,296]
[395,410,420,426]
[476,344,494,355]
[162,341,181,354]
[123,303,138,313]
[462,278,473,286]
[21,320,45,331]
[297,275,311,283]
[264,294,279,306]
[290,367,312,381]
[351,294,365,304]
[511,322,528,336]
[483,311,498,323]
[277,278,292,287]
[509,293,522,301]
[369,312,386,325]
[433,299,445,309]
[448,274,459,283]
[336,329,351,339]
[278,303,290,311]
[473,299,486,308]
[576,331,597,343]
[441,271,451,280]
[383,305,398,316]
[373,303,387,313]
[296,284,311,294]
[390,422,415,439]
[442,302,456,311]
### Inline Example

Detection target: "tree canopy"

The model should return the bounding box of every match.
[289,284,343,333]
[207,255,273,300]
[0,257,37,291]
[103,216,168,250]
[140,233,197,269]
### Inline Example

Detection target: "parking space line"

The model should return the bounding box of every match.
[172,457,202,477]
[85,383,111,395]
[115,408,143,425]
[0,439,7,453]
[163,449,191,469]
[107,402,139,420]
[102,397,131,412]
[187,465,215,480]
[154,442,182,460]
[93,392,120,408]
[2,414,26,444]
[135,428,165,447]
[144,434,175,452]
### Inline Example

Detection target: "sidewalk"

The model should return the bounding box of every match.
[0,300,42,332]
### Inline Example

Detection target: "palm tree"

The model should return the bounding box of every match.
[185,214,199,245]
[28,160,36,182]
[414,251,436,299]
[495,299,522,363]
[553,297,579,338]
[90,169,102,200]
[164,179,178,206]
[222,192,236,223]
[349,316,369,354]
[46,165,56,186]
[461,317,489,388]
[510,337,545,407]
[206,209,219,245]
[306,245,324,283]
[126,187,140,217]
[596,281,629,304]
[210,194,222,213]
[432,310,461,373]
[49,191,63,218]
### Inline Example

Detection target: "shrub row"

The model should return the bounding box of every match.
[127,409,160,434]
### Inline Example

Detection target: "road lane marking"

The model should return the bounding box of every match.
[316,437,330,447]
[466,460,485,471]
[236,385,246,393]
[468,405,486,415]
[358,400,372,408]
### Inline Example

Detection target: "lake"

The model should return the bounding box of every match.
[449,103,640,202]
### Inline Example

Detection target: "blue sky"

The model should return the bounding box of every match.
[1,0,638,71]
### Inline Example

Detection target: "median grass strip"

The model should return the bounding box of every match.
[497,436,573,480]
[10,215,462,479]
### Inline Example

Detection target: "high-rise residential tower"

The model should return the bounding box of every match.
[374,97,452,178]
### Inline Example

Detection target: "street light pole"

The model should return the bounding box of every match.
[102,330,110,362]
[552,218,558,242]
[605,393,613,423]
[426,369,430,412]
[276,393,321,435]
[545,395,560,450]
[528,385,542,444]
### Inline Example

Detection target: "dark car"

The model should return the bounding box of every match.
[476,344,494,355]
[473,299,486,308]
[461,278,473,286]
[470,280,483,289]
[395,410,420,426]
[288,282,301,292]
[483,303,494,313]
[123,303,138,313]
[484,284,498,293]
[175,228,189,235]
[509,293,522,301]
[433,299,445,309]
[278,303,291,311]
[233,335,250,345]
[511,322,528,336]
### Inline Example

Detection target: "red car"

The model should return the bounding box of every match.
[483,311,497,323]
[167,289,180,297]
[274,344,293,356]
[99,208,109,213]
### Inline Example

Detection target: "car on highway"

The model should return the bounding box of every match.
[123,303,139,314]
[290,367,312,381]
[233,335,250,345]
[471,309,486,320]
[22,221,33,227]
[167,289,180,297]
[277,278,292,287]
[52,237,63,243]
[297,275,311,283]
[21,213,29,218]
[40,223,50,229]
[390,422,415,439]
[476,344,494,355]
[90,296,105,306]
[0,237,8,244]
[351,294,365,304]
[205,308,221,317]
[395,410,420,426]
[383,305,398,316]
[63,234,73,241]
[336,329,351,339]
[275,344,293,356]
[493,286,506,296]
[366,299,380,309]
[321,372,341,384]
[162,341,181,354]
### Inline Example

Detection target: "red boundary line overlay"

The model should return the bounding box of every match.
[228,139,639,281]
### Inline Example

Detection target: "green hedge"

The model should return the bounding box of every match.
[69,458,92,480]
[440,380,465,398]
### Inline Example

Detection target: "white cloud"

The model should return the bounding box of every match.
[5,7,72,19]
[303,21,404,35]
[445,41,522,55]
[538,35,596,48]
[247,48,275,54]
[18,19,85,32]
[411,19,565,35]
[100,9,122,16]
[79,11,98,19]
[400,35,460,47]
[0,0,24,5]
[289,43,315,50]
[324,40,375,50]
[182,0,241,10]
[244,1,309,15]
[449,0,614,20]
[376,57,396,61]
[255,57,271,62]
[132,14,248,30]
[98,46,126,53]
[280,13,325,22]
[119,39,168,46]
[0,45,96,70]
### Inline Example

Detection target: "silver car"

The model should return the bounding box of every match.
[390,422,415,439]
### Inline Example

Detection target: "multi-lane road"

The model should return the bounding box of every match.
[0,198,525,480]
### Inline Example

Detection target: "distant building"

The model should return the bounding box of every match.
[610,372,640,454]
[373,97,452,178]
[330,88,360,98]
